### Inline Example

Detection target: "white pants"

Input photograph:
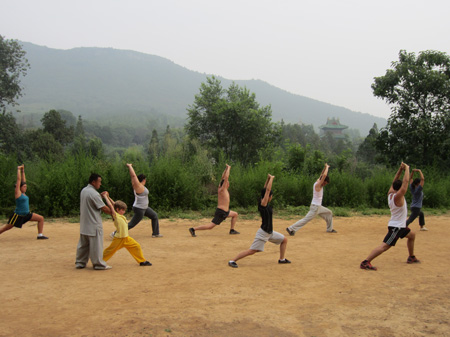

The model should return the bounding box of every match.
[288,204,333,233]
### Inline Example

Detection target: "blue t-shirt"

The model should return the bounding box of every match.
[410,184,423,208]
[15,194,30,215]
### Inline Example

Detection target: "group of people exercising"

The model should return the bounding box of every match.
[0,161,427,271]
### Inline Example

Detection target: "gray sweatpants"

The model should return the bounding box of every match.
[128,206,160,235]
[75,228,109,269]
[288,204,333,233]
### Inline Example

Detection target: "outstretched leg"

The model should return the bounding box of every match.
[0,223,14,235]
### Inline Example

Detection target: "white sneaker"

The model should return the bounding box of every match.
[152,234,163,238]
[94,265,112,270]
[110,231,115,239]
[420,227,428,231]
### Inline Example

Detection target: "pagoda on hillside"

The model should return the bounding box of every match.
[319,117,348,139]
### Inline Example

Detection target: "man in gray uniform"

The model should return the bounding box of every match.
[75,173,112,270]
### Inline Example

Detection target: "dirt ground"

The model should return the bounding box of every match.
[0,214,449,337]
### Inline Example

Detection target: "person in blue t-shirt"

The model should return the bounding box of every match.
[0,165,48,239]
[406,169,427,231]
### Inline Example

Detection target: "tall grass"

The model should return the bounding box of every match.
[0,152,449,217]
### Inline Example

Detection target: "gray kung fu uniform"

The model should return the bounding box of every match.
[75,184,109,269]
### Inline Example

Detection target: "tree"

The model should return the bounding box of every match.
[0,36,30,112]
[0,112,21,155]
[372,50,450,167]
[357,123,379,164]
[186,76,280,164]
[25,129,64,161]
[41,109,74,145]
[148,129,159,162]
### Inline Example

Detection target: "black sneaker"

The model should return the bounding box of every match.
[229,229,240,235]
[140,261,152,266]
[407,256,420,264]
[228,261,238,268]
[37,235,49,240]
[328,229,338,233]
[360,260,377,270]
[278,259,291,264]
[189,228,196,237]
[286,228,295,236]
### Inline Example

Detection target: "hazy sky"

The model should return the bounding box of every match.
[2,0,449,119]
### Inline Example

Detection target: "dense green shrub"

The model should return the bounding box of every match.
[0,151,449,217]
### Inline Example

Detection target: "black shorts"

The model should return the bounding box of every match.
[8,212,33,228]
[383,226,411,246]
[211,208,230,225]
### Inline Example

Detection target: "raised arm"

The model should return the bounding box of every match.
[393,163,410,206]
[392,163,404,185]
[14,165,24,199]
[101,191,116,219]
[417,169,425,187]
[219,164,231,187]
[127,163,145,194]
[261,174,274,207]
[316,163,329,191]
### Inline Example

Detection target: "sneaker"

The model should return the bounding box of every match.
[75,265,85,269]
[189,227,196,237]
[360,260,377,270]
[140,261,152,266]
[286,228,295,236]
[37,235,49,240]
[420,227,428,231]
[229,229,240,235]
[228,261,238,268]
[152,234,163,238]
[328,229,338,233]
[407,256,420,264]
[95,265,112,270]
[110,231,116,239]
[278,259,291,264]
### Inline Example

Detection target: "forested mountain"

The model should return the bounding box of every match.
[16,42,385,135]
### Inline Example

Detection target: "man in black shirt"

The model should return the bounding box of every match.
[228,174,291,268]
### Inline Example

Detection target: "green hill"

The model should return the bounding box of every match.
[16,42,386,135]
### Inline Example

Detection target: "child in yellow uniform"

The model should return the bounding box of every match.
[101,191,152,266]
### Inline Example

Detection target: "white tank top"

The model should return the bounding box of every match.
[311,181,323,206]
[388,193,407,228]
[133,187,149,209]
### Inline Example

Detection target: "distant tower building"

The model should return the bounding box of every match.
[319,117,348,139]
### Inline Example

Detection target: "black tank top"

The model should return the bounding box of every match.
[258,202,273,234]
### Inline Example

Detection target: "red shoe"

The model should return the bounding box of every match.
[360,260,377,270]
[407,256,420,264]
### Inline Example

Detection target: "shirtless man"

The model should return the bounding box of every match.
[189,164,239,236]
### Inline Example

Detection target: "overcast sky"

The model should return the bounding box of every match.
[2,0,449,119]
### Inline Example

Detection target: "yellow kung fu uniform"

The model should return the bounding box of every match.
[103,213,146,264]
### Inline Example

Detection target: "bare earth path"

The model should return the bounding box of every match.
[0,215,449,337]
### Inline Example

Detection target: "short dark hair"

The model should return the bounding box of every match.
[137,174,146,182]
[260,188,273,200]
[413,178,421,186]
[392,179,402,191]
[324,176,330,183]
[89,173,102,184]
